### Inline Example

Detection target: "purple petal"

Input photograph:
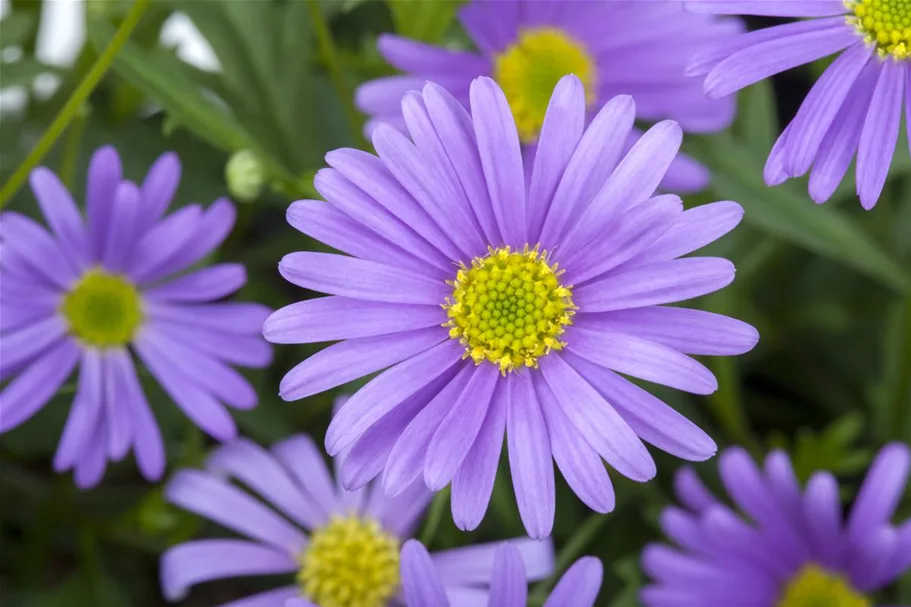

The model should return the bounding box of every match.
[488,543,528,607]
[506,373,555,539]
[147,319,271,369]
[280,328,444,401]
[378,33,488,75]
[685,0,847,16]
[0,338,79,433]
[29,167,87,263]
[73,418,109,489]
[673,467,720,513]
[846,442,911,546]
[425,364,499,490]
[85,145,122,261]
[803,471,844,570]
[129,205,202,283]
[559,121,682,256]
[527,75,586,241]
[102,181,142,273]
[705,19,857,98]
[160,539,296,602]
[134,332,237,441]
[146,301,269,335]
[287,199,440,278]
[432,538,554,585]
[279,251,448,305]
[539,355,656,482]
[326,340,463,456]
[102,348,133,460]
[206,438,326,531]
[783,42,873,177]
[116,350,164,481]
[538,377,615,513]
[264,296,444,345]
[138,152,180,227]
[383,363,473,496]
[566,353,717,461]
[470,77,526,247]
[220,587,299,607]
[165,469,307,554]
[401,540,451,607]
[54,348,103,472]
[1,212,79,287]
[581,306,758,356]
[544,557,603,607]
[272,434,338,520]
[0,315,67,375]
[145,264,246,302]
[574,257,735,312]
[857,59,905,209]
[451,379,507,531]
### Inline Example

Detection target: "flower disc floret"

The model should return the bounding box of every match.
[494,27,596,142]
[298,516,400,607]
[444,246,574,374]
[847,0,911,59]
[776,564,871,607]
[62,269,143,347]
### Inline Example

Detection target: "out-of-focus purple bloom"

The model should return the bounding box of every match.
[400,539,602,607]
[160,432,553,607]
[642,443,911,606]
[358,0,743,193]
[686,0,911,209]
[265,75,758,539]
[0,146,271,487]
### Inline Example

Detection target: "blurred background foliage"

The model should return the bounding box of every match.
[0,1,909,606]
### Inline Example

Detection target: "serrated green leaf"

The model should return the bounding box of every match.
[698,134,909,293]
[389,0,463,42]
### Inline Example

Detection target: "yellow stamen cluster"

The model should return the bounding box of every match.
[297,516,400,607]
[62,269,143,347]
[493,27,597,142]
[776,564,872,607]
[444,245,575,374]
[847,0,911,59]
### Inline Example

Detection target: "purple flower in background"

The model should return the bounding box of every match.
[399,539,602,607]
[160,433,553,607]
[0,146,271,487]
[264,75,758,538]
[358,0,742,193]
[641,443,911,607]
[686,0,911,209]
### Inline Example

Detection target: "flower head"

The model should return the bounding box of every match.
[686,0,911,209]
[0,146,271,487]
[641,443,911,607]
[358,0,742,193]
[160,432,553,606]
[400,539,602,607]
[265,75,757,539]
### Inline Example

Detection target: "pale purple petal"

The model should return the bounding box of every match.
[117,350,164,481]
[857,59,905,209]
[272,434,338,520]
[53,348,103,472]
[488,543,528,607]
[102,348,132,460]
[0,315,67,375]
[0,338,79,433]
[673,467,720,513]
[544,557,603,607]
[685,0,847,16]
[138,151,180,227]
[160,539,296,602]
[401,540,451,607]
[128,204,202,283]
[803,471,844,570]
[101,181,141,273]
[221,587,299,607]
[433,538,554,585]
[145,264,246,302]
[29,166,87,263]
[147,302,270,335]
[378,33,488,75]
[846,442,910,546]
[148,319,272,368]
[1,212,79,287]
[85,145,122,260]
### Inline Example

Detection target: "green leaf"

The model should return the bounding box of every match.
[609,558,645,607]
[769,413,873,482]
[389,0,464,42]
[0,58,60,88]
[697,134,909,293]
[0,11,36,48]
[735,79,777,156]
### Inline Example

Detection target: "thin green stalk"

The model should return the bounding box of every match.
[0,0,149,207]
[306,0,365,147]
[60,105,91,189]
[529,513,609,602]
[419,486,450,546]
[893,294,911,441]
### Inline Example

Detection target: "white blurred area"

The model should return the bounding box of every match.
[0,0,219,116]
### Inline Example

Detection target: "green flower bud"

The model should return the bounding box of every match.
[225,149,265,203]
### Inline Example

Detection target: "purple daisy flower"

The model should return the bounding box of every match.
[0,146,271,487]
[398,539,602,607]
[686,0,911,209]
[264,75,758,539]
[641,443,911,607]
[160,433,553,607]
[357,0,743,193]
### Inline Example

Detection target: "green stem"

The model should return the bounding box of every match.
[419,486,450,546]
[306,0,365,147]
[60,105,91,189]
[529,513,609,602]
[893,293,911,441]
[0,0,150,207]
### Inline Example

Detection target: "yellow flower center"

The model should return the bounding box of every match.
[847,0,911,59]
[776,564,872,607]
[297,516,400,607]
[493,27,597,142]
[444,245,575,374]
[62,269,143,347]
